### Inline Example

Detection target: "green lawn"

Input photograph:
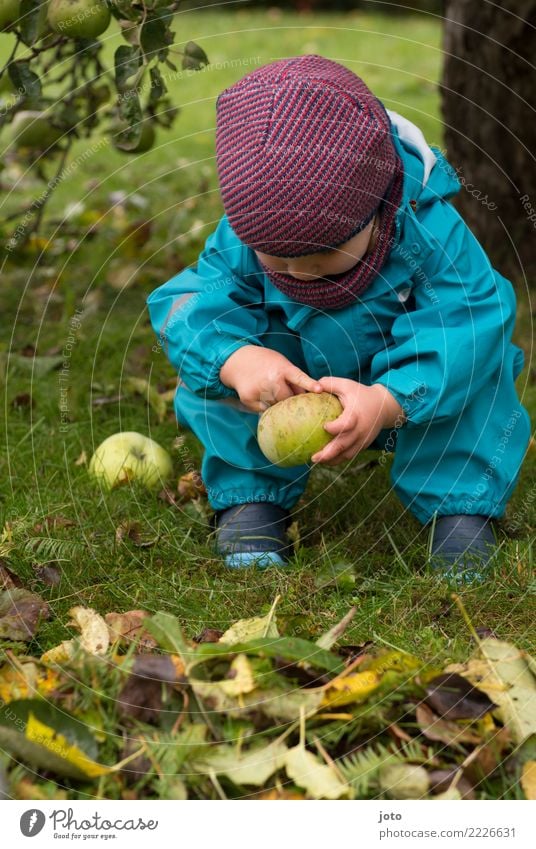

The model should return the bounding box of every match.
[0,7,534,797]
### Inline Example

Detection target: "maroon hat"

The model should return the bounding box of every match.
[215,55,403,309]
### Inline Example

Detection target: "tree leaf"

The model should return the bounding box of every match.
[68,606,109,656]
[0,588,49,641]
[19,0,46,46]
[8,61,41,105]
[149,66,166,105]
[191,740,288,786]
[285,746,348,799]
[181,41,208,71]
[114,45,142,92]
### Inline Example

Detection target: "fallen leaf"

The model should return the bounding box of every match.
[321,669,381,709]
[447,638,536,744]
[379,763,429,799]
[316,607,356,650]
[74,450,88,466]
[34,565,61,586]
[256,788,305,799]
[285,745,348,799]
[191,740,288,786]
[33,515,75,534]
[0,661,61,704]
[521,761,536,800]
[194,628,223,643]
[177,471,207,501]
[117,654,185,722]
[41,641,77,665]
[105,610,157,650]
[68,606,109,655]
[0,562,23,590]
[219,654,256,697]
[115,521,158,548]
[416,703,484,747]
[124,376,168,423]
[11,393,34,409]
[0,589,49,641]
[0,699,111,780]
[428,768,475,799]
[425,672,496,720]
[219,612,279,645]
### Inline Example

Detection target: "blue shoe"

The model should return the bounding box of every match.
[214,504,291,570]
[429,514,496,583]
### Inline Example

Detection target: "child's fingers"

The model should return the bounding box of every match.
[323,411,356,435]
[286,368,322,394]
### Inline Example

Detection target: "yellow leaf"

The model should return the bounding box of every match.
[521,761,536,800]
[41,639,76,665]
[285,746,348,799]
[219,612,279,644]
[219,654,256,696]
[321,669,381,709]
[0,662,60,704]
[68,606,109,656]
[25,713,111,778]
[363,650,422,676]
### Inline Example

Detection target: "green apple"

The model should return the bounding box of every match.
[0,0,21,31]
[89,431,173,490]
[113,120,156,154]
[257,392,343,468]
[10,110,63,149]
[48,0,110,39]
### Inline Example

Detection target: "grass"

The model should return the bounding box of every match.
[0,4,534,715]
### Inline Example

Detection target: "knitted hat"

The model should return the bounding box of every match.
[215,55,403,309]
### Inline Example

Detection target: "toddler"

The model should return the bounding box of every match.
[147,55,530,579]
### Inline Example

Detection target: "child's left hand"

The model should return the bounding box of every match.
[311,377,406,466]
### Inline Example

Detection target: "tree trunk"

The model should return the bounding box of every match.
[440,0,536,282]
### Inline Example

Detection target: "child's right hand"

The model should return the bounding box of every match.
[220,345,322,413]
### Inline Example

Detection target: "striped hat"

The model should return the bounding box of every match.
[215,55,403,309]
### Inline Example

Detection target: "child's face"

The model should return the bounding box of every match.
[254,217,376,280]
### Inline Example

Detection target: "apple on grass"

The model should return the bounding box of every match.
[257,392,343,468]
[89,432,173,490]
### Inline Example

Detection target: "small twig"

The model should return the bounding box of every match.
[209,769,227,800]
[313,735,346,782]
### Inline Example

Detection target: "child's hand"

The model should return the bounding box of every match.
[220,345,322,413]
[311,377,406,466]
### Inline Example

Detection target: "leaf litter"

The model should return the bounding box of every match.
[0,592,534,799]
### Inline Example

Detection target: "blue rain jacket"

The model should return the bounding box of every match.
[147,111,530,521]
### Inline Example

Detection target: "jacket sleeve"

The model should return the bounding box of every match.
[370,201,519,425]
[146,216,269,399]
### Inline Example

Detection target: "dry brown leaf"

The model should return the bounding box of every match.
[33,515,75,534]
[0,562,23,591]
[105,610,157,650]
[416,703,484,747]
[177,471,206,501]
[75,451,88,466]
[0,588,49,641]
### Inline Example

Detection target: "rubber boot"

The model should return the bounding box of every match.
[430,514,496,583]
[214,503,291,569]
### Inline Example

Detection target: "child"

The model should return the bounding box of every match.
[147,55,530,579]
